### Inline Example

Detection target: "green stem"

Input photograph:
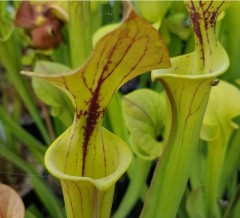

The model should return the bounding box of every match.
[106,92,129,142]
[220,127,240,194]
[112,1,121,22]
[205,122,233,217]
[68,0,92,68]
[205,139,224,218]
[189,140,205,189]
[113,158,152,218]
[141,77,213,218]
[223,185,240,218]
[220,2,240,83]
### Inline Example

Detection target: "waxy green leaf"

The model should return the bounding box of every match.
[122,89,166,159]
[135,1,171,24]
[23,5,170,176]
[220,2,240,83]
[200,80,240,217]
[186,187,206,218]
[0,1,14,42]
[166,13,192,41]
[22,3,170,218]
[184,1,232,74]
[33,61,73,127]
[141,1,232,218]
[201,80,240,141]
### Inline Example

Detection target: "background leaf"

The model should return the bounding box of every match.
[33,61,73,127]
[0,183,25,218]
[186,187,206,218]
[0,1,14,41]
[123,89,166,158]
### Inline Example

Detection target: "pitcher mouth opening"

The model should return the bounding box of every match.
[44,128,132,191]
[45,152,131,191]
[152,44,229,81]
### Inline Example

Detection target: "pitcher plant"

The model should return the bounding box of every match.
[140,1,233,218]
[22,2,170,217]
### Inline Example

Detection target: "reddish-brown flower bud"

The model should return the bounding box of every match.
[31,19,63,49]
[14,0,65,49]
[14,1,36,29]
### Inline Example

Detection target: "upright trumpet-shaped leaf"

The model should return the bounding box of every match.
[141,1,232,218]
[22,4,170,218]
[200,80,240,217]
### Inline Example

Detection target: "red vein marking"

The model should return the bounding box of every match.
[116,35,149,90]
[212,1,225,30]
[189,1,204,63]
[101,130,107,176]
[64,123,77,173]
[63,181,75,218]
[178,84,185,112]
[72,182,84,218]
[204,0,213,15]
[80,24,138,175]
[93,188,98,218]
[113,143,120,165]
[100,191,108,217]
[82,38,109,92]
[100,27,139,84]
[167,80,210,198]
[81,85,104,176]
[91,130,97,177]
[82,71,92,93]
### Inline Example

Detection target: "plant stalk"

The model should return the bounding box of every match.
[141,77,213,218]
[113,158,152,218]
[68,0,92,69]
